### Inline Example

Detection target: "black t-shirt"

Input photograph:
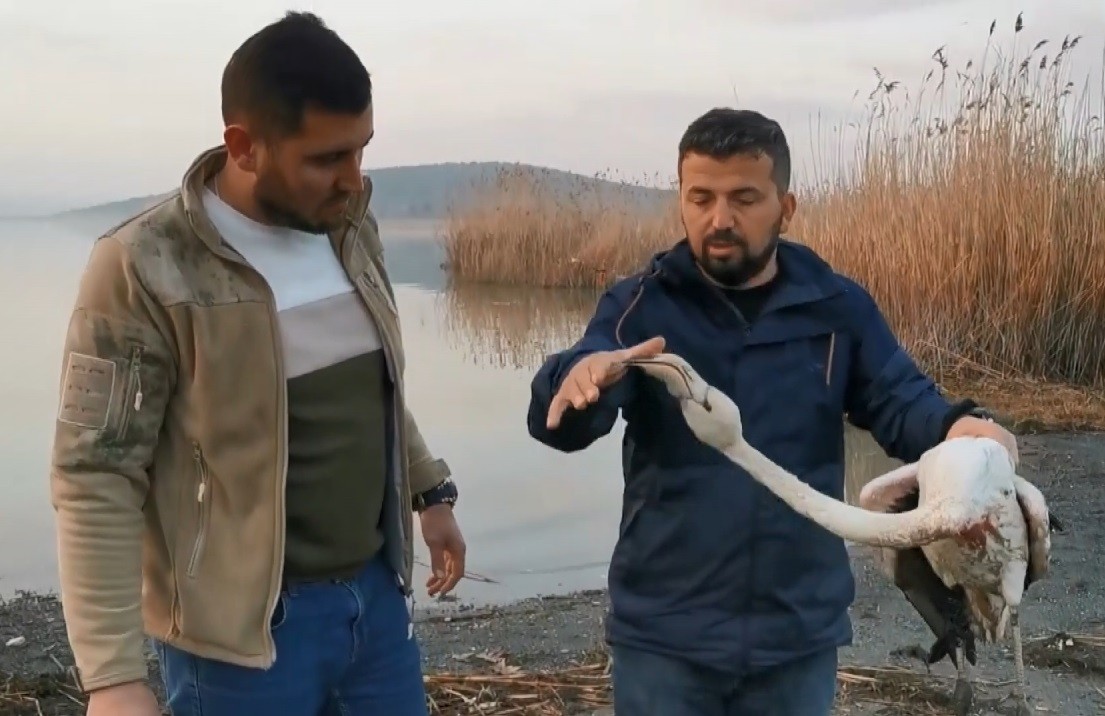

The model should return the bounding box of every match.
[721,273,778,324]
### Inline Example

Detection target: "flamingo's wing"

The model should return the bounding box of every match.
[1013,474,1061,588]
[858,462,977,668]
[858,462,921,513]
[857,462,921,580]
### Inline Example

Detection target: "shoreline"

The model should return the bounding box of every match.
[3,577,1103,715]
[4,431,1104,715]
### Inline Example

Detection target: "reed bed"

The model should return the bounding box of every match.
[442,16,1105,415]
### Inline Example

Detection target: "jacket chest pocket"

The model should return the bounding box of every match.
[767,332,839,406]
[106,344,146,444]
[739,327,847,471]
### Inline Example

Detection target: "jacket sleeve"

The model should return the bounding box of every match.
[50,236,177,692]
[405,406,452,495]
[843,285,957,463]
[527,286,636,452]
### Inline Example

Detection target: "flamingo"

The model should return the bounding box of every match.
[622,352,1060,716]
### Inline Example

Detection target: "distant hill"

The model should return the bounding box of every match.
[54,192,174,229]
[50,162,675,235]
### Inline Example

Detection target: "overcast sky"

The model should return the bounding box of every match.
[1,0,1101,214]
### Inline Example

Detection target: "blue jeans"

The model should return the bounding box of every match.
[153,554,428,716]
[611,643,838,716]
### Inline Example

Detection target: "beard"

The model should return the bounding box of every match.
[696,220,781,287]
[253,169,342,235]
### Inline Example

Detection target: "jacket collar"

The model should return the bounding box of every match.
[178,145,373,259]
[651,237,845,315]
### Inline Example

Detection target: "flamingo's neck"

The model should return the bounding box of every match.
[723,442,954,548]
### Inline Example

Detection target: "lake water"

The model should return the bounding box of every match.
[0,217,902,606]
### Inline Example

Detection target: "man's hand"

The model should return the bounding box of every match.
[420,504,466,598]
[546,336,666,430]
[86,681,160,716]
[946,415,1019,465]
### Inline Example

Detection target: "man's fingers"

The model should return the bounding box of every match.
[426,541,466,598]
[427,545,447,596]
[546,389,581,429]
[549,340,666,429]
[569,375,597,408]
[546,376,600,429]
[545,341,664,430]
[620,336,666,361]
[546,395,569,429]
[440,548,466,596]
[584,366,609,399]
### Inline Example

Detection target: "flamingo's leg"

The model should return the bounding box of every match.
[1012,609,1031,716]
[951,645,974,716]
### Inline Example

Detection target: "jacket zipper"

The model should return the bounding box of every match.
[194,224,288,665]
[186,442,211,578]
[116,346,145,440]
[337,207,411,591]
[697,273,756,665]
[356,263,411,590]
[353,251,411,592]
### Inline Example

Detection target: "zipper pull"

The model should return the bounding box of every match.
[192,443,206,503]
[131,349,144,411]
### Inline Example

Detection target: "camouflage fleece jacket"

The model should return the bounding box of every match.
[49,146,451,692]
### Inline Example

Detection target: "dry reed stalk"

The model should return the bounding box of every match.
[441,16,1105,405]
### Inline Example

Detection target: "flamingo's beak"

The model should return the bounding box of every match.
[622,356,713,412]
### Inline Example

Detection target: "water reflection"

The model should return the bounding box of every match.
[0,223,903,606]
[434,280,905,507]
[435,281,600,371]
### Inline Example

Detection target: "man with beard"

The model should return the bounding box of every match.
[526,108,1016,715]
[50,12,465,716]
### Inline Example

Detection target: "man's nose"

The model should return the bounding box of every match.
[711,206,735,231]
[337,156,364,194]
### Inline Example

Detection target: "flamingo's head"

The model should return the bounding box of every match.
[624,353,744,453]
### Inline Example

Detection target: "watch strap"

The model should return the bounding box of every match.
[940,399,992,438]
[413,476,458,513]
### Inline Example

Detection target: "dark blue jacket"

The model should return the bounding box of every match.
[526,238,961,675]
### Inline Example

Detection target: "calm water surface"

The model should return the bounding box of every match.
[0,218,901,606]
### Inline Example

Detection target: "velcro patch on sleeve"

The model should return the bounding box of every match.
[57,352,117,430]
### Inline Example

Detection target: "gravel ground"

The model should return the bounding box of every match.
[2,432,1103,715]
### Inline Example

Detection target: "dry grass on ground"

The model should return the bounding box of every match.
[5,642,1103,716]
[441,17,1105,428]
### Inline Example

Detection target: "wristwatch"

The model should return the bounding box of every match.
[941,399,995,438]
[966,406,996,421]
[413,477,459,513]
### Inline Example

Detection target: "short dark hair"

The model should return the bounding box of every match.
[221,11,372,137]
[678,108,791,193]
